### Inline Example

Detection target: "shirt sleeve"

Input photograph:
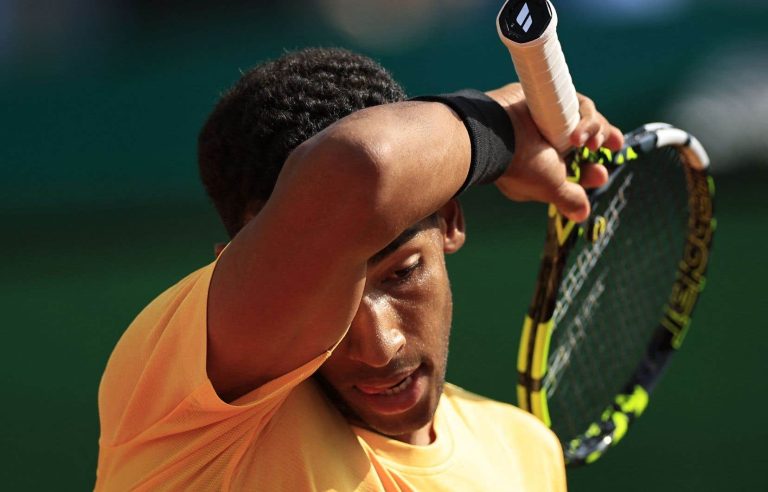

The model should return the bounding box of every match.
[96,260,338,489]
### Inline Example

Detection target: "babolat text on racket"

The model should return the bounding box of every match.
[497,0,716,465]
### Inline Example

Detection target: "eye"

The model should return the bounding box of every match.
[386,254,421,284]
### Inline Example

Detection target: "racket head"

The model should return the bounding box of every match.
[516,123,715,466]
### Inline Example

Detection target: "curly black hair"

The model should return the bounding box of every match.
[198,47,407,238]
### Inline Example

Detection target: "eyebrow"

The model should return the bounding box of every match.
[369,225,423,265]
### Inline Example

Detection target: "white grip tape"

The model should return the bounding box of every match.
[497,1,579,154]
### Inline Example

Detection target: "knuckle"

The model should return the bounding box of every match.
[583,118,600,132]
[579,96,596,109]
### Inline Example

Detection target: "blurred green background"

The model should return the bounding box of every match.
[2,0,767,490]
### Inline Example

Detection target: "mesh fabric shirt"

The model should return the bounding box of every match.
[96,262,567,491]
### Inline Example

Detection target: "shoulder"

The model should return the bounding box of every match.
[440,383,567,491]
[442,383,561,451]
[442,383,543,427]
[105,260,216,379]
[99,263,216,442]
[134,264,215,327]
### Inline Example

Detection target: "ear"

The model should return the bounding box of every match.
[436,198,466,254]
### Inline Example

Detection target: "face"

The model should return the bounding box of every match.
[316,210,464,444]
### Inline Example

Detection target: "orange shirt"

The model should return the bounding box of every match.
[96,262,566,491]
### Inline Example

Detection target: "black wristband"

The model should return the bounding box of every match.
[411,89,515,195]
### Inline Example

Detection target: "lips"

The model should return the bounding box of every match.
[356,372,416,396]
[352,365,427,415]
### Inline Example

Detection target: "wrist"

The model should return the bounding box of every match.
[485,83,525,110]
[410,89,516,195]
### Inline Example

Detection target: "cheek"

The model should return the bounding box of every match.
[399,267,453,348]
[319,259,453,378]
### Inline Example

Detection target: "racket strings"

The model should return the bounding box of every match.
[544,147,690,440]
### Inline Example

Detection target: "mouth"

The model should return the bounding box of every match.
[353,365,427,415]
[357,372,415,396]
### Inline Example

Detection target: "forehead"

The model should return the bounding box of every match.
[369,220,435,265]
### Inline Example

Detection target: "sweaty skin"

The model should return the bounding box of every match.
[205,82,623,445]
[316,208,462,446]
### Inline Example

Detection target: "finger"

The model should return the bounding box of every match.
[577,94,597,117]
[571,122,598,148]
[551,181,591,223]
[603,124,624,151]
[584,131,605,151]
[570,97,600,147]
[579,163,609,189]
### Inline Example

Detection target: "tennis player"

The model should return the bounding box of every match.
[95,48,622,491]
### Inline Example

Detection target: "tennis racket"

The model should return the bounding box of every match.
[496,0,716,465]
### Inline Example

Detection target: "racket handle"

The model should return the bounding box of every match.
[497,0,579,154]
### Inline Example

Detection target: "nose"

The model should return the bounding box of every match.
[345,296,406,367]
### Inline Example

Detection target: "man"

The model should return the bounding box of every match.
[96,48,622,490]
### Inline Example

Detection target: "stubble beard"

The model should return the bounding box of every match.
[313,354,449,440]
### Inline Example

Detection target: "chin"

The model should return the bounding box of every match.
[355,378,444,441]
[315,363,448,442]
[365,400,435,437]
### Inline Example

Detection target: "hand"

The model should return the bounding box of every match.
[485,83,624,222]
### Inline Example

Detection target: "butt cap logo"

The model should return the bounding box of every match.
[516,2,533,32]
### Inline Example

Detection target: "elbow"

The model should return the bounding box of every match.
[282,124,401,247]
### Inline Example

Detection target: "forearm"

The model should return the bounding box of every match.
[207,97,476,399]
[279,99,472,253]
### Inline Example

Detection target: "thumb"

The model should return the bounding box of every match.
[550,181,591,223]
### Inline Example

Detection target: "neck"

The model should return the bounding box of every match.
[391,420,435,446]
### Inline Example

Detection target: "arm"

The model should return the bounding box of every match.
[206,84,622,401]
[207,99,472,401]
